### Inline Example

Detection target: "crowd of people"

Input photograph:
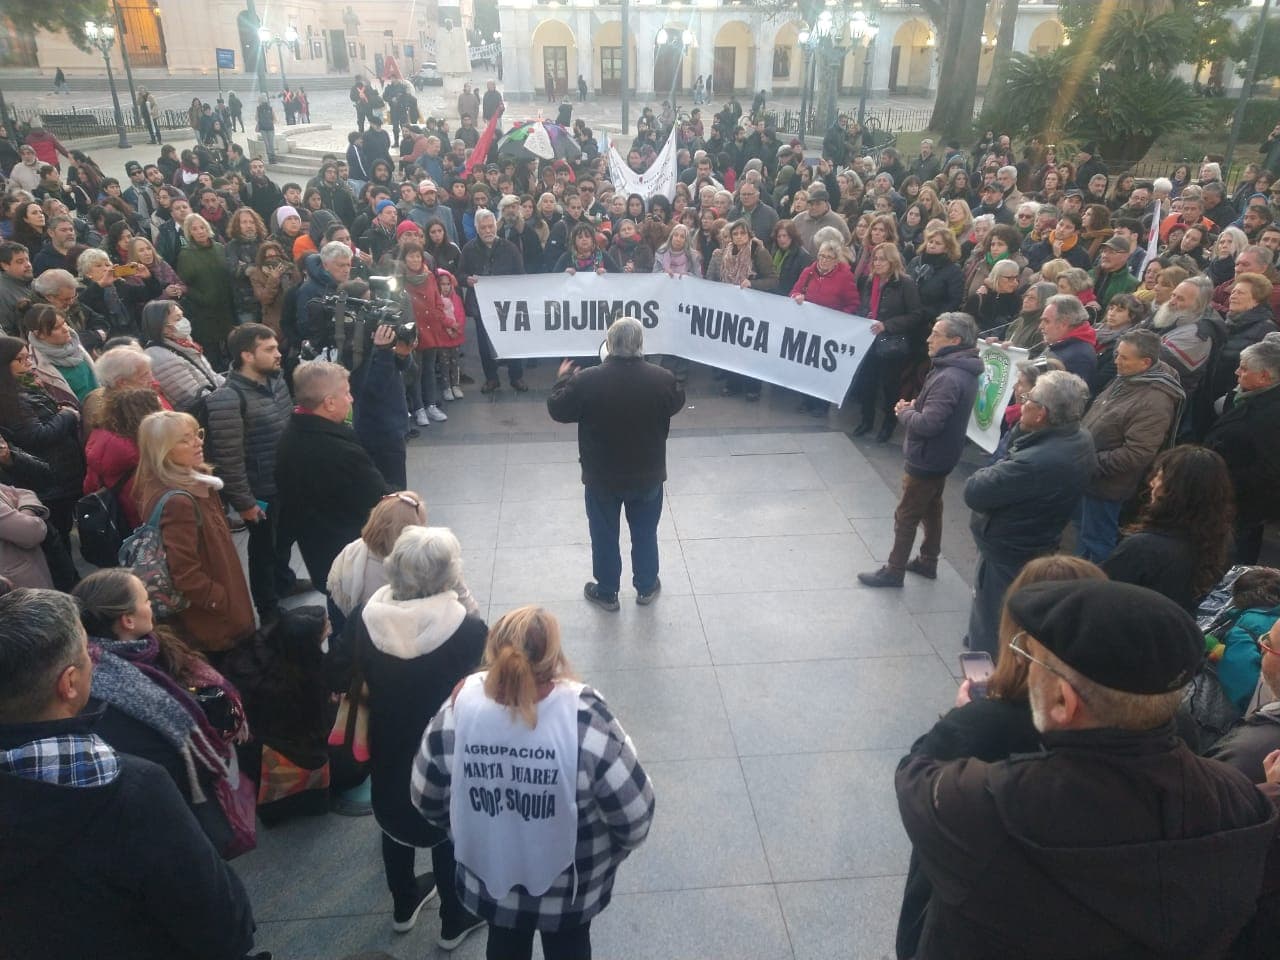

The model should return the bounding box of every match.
[4,77,1280,958]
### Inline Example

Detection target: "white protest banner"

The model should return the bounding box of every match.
[967,343,1029,453]
[1139,198,1163,280]
[474,272,875,405]
[607,127,678,203]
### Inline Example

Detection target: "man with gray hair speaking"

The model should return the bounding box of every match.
[548,316,685,610]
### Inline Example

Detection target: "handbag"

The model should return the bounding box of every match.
[213,751,258,859]
[74,469,135,569]
[873,332,911,361]
[257,744,330,806]
[1179,660,1241,752]
[118,489,201,619]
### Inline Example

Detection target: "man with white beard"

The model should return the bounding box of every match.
[1150,276,1222,396]
[895,579,1280,959]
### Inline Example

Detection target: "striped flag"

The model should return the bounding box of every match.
[1139,198,1162,279]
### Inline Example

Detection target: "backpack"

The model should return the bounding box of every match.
[74,469,135,568]
[118,489,202,619]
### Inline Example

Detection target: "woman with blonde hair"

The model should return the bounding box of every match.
[413,604,654,960]
[946,199,973,242]
[132,410,254,653]
[854,242,924,441]
[124,235,187,301]
[175,213,235,364]
[327,490,479,627]
[895,554,1106,959]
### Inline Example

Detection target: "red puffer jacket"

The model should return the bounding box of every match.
[435,269,466,348]
[401,267,449,350]
[83,428,142,530]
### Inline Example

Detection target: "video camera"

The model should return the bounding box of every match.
[300,276,414,369]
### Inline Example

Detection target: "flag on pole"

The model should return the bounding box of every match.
[607,125,678,203]
[465,105,504,177]
[1139,198,1163,279]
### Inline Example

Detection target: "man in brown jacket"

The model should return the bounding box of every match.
[1076,329,1183,561]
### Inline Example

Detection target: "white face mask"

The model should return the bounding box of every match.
[173,318,193,339]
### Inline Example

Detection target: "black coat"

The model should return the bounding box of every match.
[274,412,391,584]
[1205,385,1280,523]
[0,387,83,503]
[1209,304,1276,404]
[906,254,964,324]
[858,274,925,343]
[965,424,1097,562]
[547,356,685,493]
[1102,529,1199,613]
[772,246,813,298]
[897,723,1278,960]
[353,601,487,846]
[459,236,525,317]
[897,698,1040,960]
[0,709,255,960]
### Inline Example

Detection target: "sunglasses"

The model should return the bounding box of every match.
[381,492,423,509]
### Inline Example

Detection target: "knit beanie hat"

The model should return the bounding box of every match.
[275,205,299,227]
[375,199,396,215]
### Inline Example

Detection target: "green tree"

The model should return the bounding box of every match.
[0,0,110,123]
[1230,13,1280,83]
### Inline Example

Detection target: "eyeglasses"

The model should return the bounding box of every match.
[178,428,205,445]
[1009,631,1088,702]
[1259,631,1279,656]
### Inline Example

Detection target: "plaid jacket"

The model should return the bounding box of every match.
[411,683,654,931]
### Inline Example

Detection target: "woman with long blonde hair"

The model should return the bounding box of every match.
[133,410,254,652]
[413,604,655,959]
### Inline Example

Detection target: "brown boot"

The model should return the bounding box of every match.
[905,556,938,580]
[857,565,905,588]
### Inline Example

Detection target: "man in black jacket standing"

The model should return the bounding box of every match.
[460,209,526,392]
[962,369,1096,655]
[0,589,257,960]
[275,360,390,587]
[548,317,685,610]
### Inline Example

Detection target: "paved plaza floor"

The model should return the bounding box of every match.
[240,362,974,960]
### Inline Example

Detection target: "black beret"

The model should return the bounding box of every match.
[1006,580,1202,694]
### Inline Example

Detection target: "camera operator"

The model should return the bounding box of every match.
[296,241,353,340]
[337,277,415,489]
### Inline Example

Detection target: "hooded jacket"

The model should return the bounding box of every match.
[1081,360,1184,500]
[965,423,1097,562]
[898,346,983,477]
[1044,322,1100,386]
[897,723,1279,960]
[295,251,342,342]
[353,587,487,845]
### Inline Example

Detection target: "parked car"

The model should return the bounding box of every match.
[412,62,442,89]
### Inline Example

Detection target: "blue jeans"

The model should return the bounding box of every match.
[584,483,663,597]
[1075,495,1123,562]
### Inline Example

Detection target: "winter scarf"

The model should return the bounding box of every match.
[87,633,245,801]
[1094,322,1128,349]
[28,330,87,368]
[719,241,755,287]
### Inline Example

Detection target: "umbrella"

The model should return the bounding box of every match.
[495,120,582,162]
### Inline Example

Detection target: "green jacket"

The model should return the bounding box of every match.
[176,241,235,349]
[1091,264,1139,312]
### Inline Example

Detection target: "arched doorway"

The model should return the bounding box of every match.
[532,20,576,99]
[773,22,804,92]
[889,19,932,94]
[654,27,690,96]
[595,21,635,97]
[1029,20,1065,56]
[712,21,753,95]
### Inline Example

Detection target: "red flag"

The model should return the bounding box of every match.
[465,104,504,177]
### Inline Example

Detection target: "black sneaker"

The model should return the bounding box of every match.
[438,912,486,950]
[392,874,438,933]
[636,577,662,606]
[584,581,620,611]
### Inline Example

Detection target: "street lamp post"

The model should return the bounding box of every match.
[850,9,880,129]
[258,26,300,92]
[111,1,141,125]
[656,28,696,117]
[83,19,131,149]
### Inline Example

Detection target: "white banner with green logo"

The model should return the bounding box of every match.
[968,344,1030,453]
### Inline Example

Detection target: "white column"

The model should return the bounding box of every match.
[755,23,775,95]
[635,14,657,98]
[576,10,594,89]
[511,12,536,98]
